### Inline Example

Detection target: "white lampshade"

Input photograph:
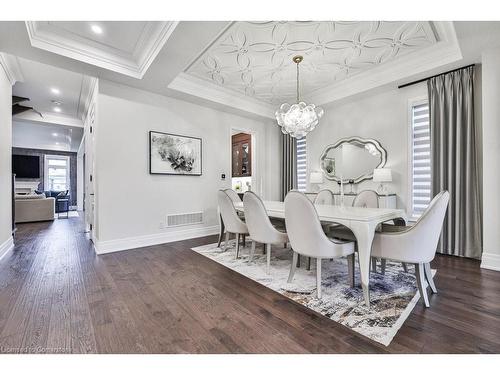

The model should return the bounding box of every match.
[373,168,392,182]
[310,171,324,184]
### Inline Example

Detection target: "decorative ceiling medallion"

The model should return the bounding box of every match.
[186,21,438,104]
[25,21,178,79]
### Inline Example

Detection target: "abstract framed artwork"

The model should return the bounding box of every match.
[149,131,202,175]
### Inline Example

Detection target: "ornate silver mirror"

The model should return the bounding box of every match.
[319,136,387,183]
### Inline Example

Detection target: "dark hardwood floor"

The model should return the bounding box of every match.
[1,216,499,353]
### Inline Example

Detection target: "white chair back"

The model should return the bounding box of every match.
[353,190,378,208]
[314,189,334,205]
[409,190,450,262]
[285,191,338,258]
[224,189,242,203]
[243,191,284,244]
[217,190,247,234]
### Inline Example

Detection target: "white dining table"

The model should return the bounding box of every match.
[232,200,407,308]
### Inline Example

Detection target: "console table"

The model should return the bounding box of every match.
[304,191,397,209]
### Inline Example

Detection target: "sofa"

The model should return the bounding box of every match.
[15,195,55,223]
[42,190,70,213]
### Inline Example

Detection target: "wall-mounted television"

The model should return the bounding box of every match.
[12,155,40,179]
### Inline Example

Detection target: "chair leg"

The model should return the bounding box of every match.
[381,259,387,275]
[242,235,246,247]
[224,232,230,251]
[217,215,225,248]
[347,254,355,288]
[402,262,409,273]
[415,263,430,307]
[288,251,298,283]
[296,253,301,268]
[266,244,271,274]
[235,234,241,259]
[307,257,311,271]
[371,257,377,273]
[316,258,322,299]
[249,240,256,262]
[424,262,437,294]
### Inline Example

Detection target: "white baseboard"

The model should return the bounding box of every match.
[481,252,500,271]
[0,236,14,262]
[94,225,219,255]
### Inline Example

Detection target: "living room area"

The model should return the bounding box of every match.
[9,57,92,227]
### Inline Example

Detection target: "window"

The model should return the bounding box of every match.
[410,100,431,219]
[296,137,307,192]
[45,155,70,191]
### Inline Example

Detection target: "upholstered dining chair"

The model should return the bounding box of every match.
[328,189,406,273]
[370,191,450,307]
[217,190,249,259]
[217,189,245,248]
[243,191,289,274]
[314,189,335,205]
[285,191,355,299]
[224,188,242,203]
[352,190,378,208]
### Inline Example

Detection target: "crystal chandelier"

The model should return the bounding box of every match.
[275,55,324,138]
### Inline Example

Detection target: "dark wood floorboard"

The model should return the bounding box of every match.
[0,215,499,353]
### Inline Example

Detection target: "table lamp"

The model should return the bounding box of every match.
[373,168,392,195]
[309,171,324,192]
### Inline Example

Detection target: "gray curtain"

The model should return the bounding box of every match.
[280,133,297,201]
[428,65,482,259]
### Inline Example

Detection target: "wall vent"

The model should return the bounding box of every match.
[166,212,203,227]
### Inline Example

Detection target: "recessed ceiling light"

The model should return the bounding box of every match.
[55,142,60,145]
[52,133,58,137]
[51,87,60,95]
[91,24,103,35]
[53,107,62,113]
[51,100,62,105]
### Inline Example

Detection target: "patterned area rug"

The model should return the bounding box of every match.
[192,239,435,346]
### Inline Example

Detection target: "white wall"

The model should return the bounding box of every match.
[94,80,280,253]
[481,47,500,271]
[0,64,13,257]
[307,84,427,213]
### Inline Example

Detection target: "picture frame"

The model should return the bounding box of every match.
[149,131,202,176]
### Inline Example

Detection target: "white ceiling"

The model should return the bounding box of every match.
[13,57,87,120]
[13,120,84,152]
[26,21,178,78]
[1,21,500,119]
[48,21,149,54]
[186,21,437,104]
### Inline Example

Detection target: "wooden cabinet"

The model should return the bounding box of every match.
[232,133,252,177]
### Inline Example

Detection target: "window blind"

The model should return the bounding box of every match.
[296,137,307,192]
[411,102,431,218]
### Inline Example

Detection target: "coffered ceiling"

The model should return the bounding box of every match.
[25,21,178,78]
[12,56,91,125]
[0,21,478,119]
[185,21,438,104]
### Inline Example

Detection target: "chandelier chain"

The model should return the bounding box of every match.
[296,59,300,103]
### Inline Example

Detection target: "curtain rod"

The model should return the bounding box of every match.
[397,64,475,89]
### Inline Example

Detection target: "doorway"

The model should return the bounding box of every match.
[230,129,256,198]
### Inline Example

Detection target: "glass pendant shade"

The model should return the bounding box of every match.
[275,56,324,139]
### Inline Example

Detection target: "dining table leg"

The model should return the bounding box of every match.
[350,222,376,308]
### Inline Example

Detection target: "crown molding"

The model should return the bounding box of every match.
[0,53,24,85]
[25,21,178,79]
[78,76,98,121]
[169,73,276,119]
[175,21,462,115]
[308,21,462,105]
[13,111,84,128]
